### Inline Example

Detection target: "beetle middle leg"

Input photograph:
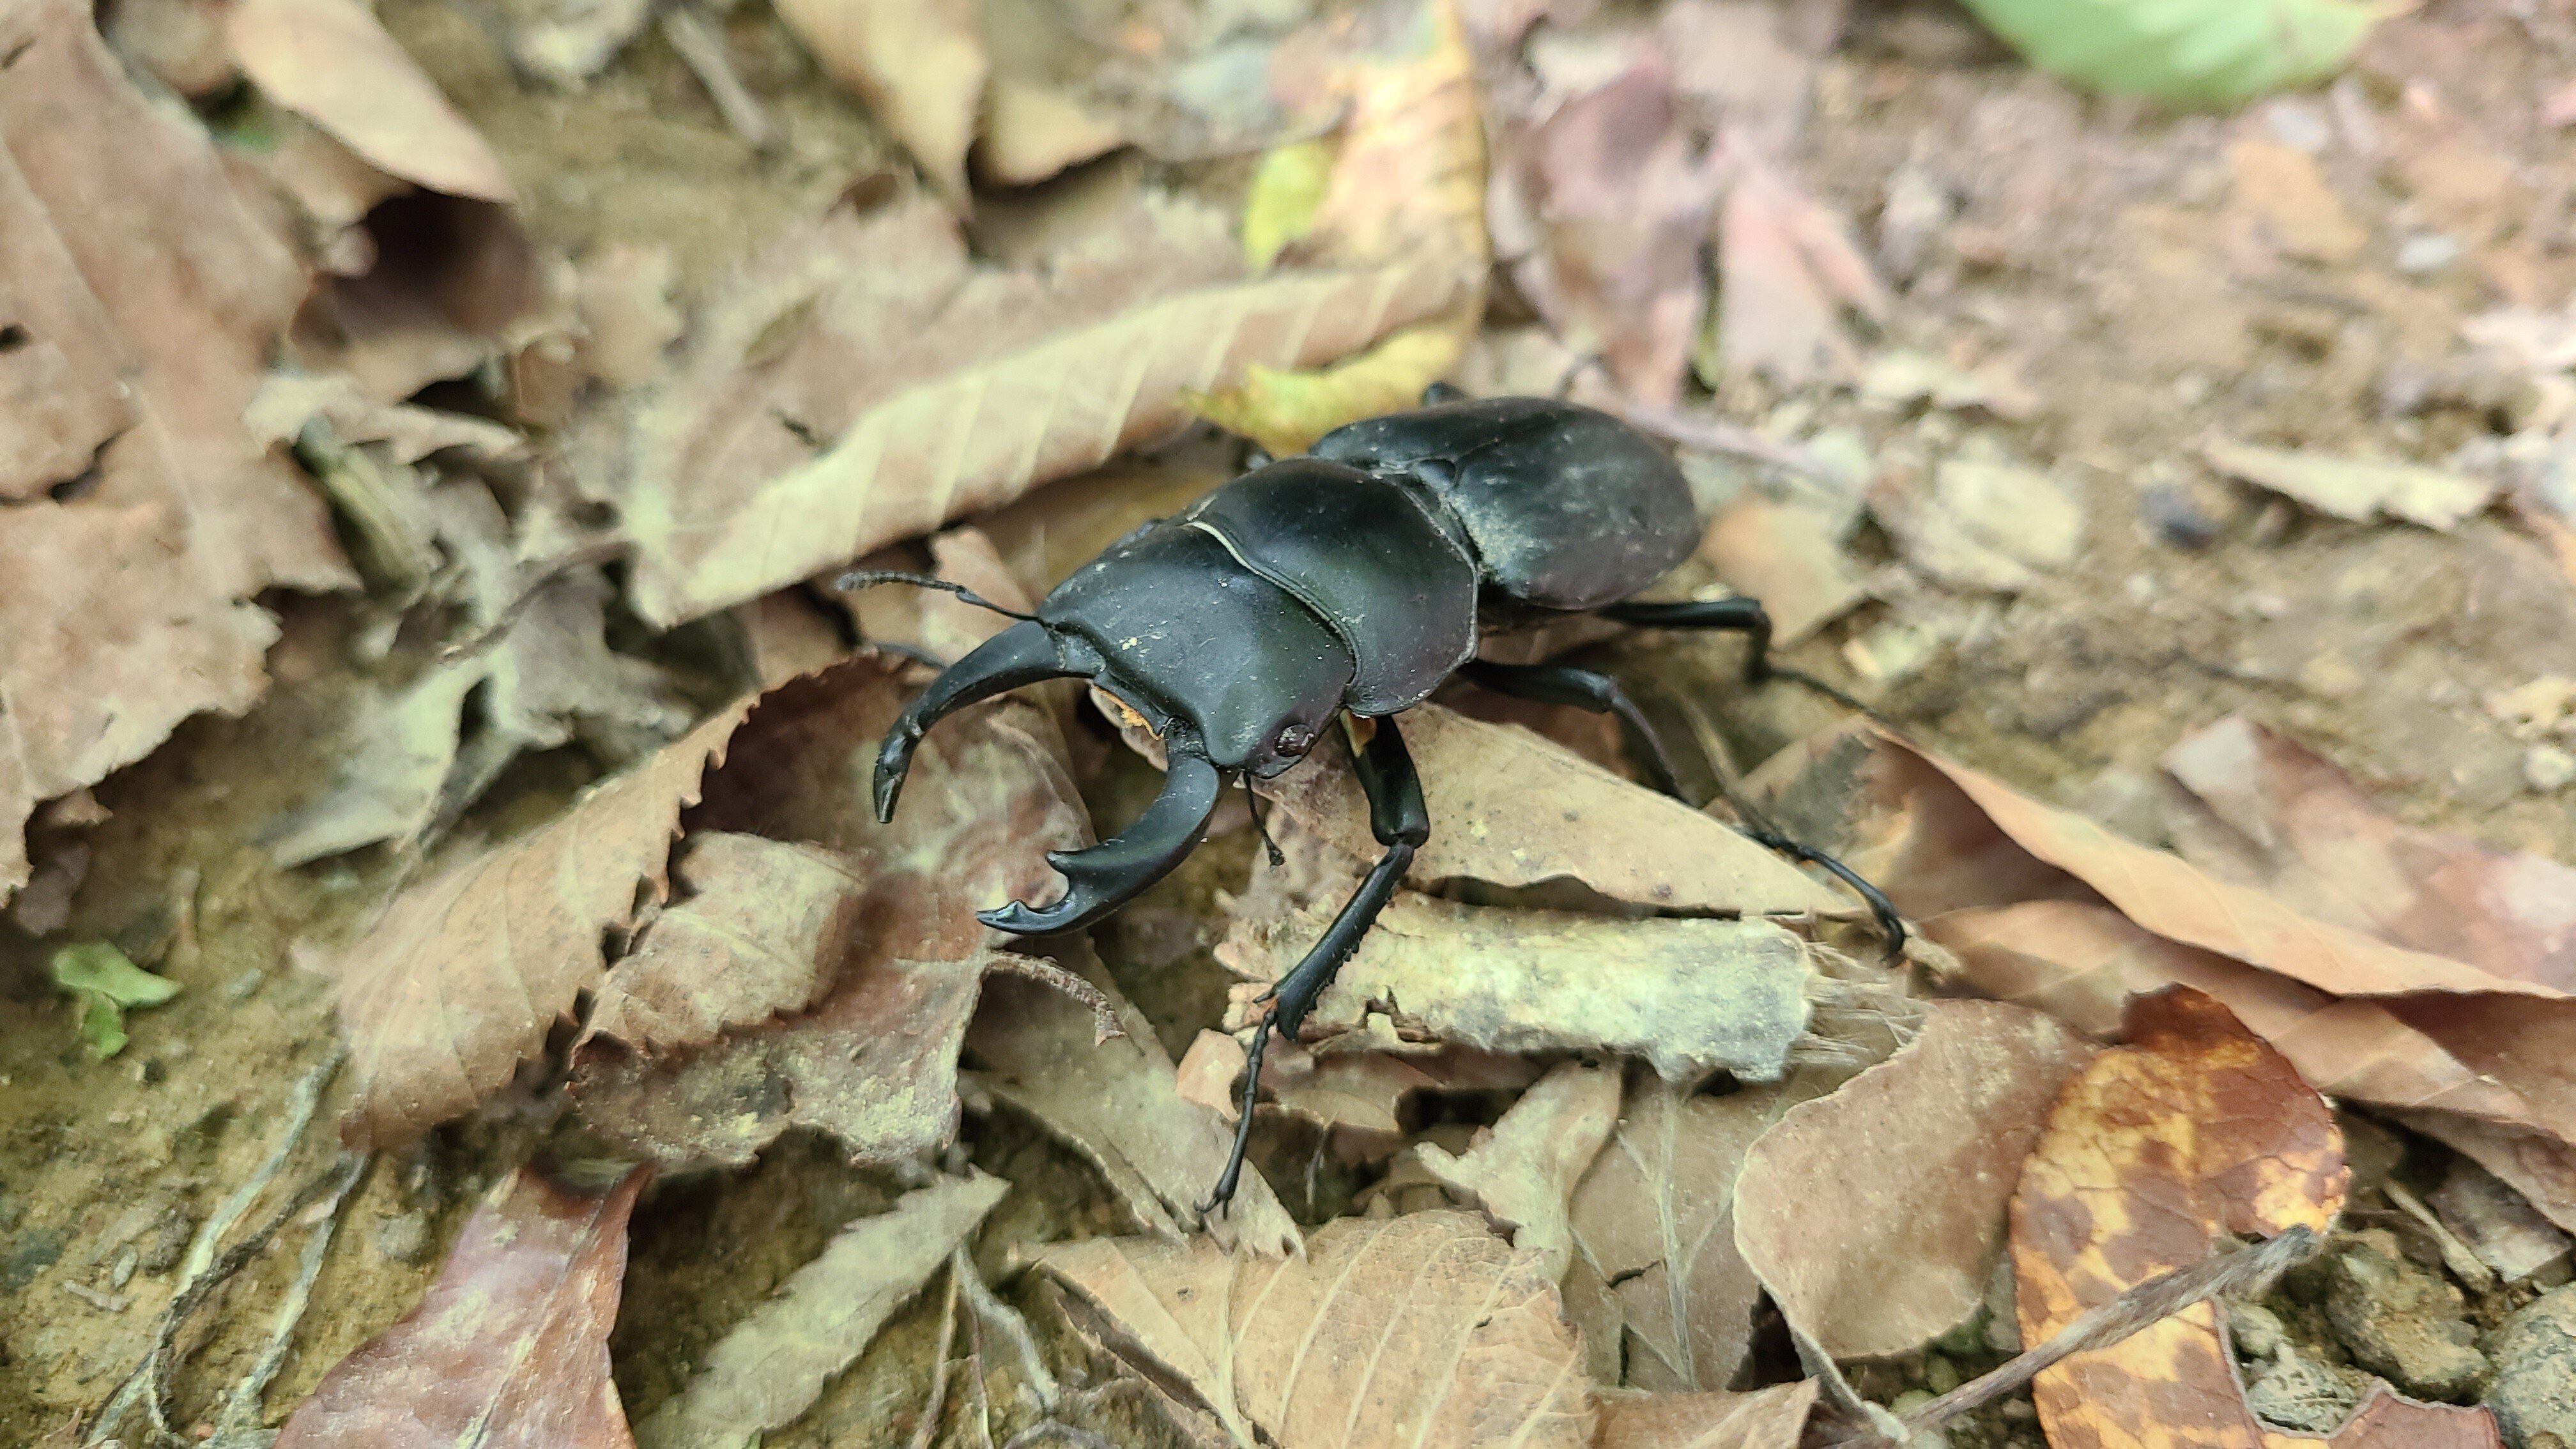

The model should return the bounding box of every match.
[1206,713,1427,1213]
[1596,595,1773,682]
[1458,656,1907,959]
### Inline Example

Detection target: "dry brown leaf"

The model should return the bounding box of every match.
[1492,61,1724,406]
[2395,1111,2576,1235]
[1734,1000,2094,1360]
[1262,706,1841,915]
[2202,441,2494,532]
[329,702,751,1148]
[622,195,1466,626]
[634,1173,1008,1449]
[275,1165,648,1449]
[977,78,1124,187]
[1595,1383,1819,1449]
[286,191,547,402]
[774,0,985,204]
[1714,158,1888,388]
[1,0,351,901]
[1299,0,1489,274]
[1565,1074,1814,1392]
[1868,731,2561,1000]
[1929,901,2545,1128]
[579,832,867,1053]
[1041,1211,1594,1447]
[2161,714,2576,990]
[1695,494,1868,647]
[572,657,1089,1169]
[1177,1032,1541,1136]
[227,0,514,202]
[1415,1061,1621,1276]
[2011,988,2357,1449]
[1220,886,1814,1081]
[244,371,526,465]
[968,949,1301,1256]
[571,241,682,388]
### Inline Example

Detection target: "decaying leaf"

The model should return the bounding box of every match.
[1713,158,1888,389]
[634,1174,1008,1449]
[1177,1032,1542,1137]
[1956,0,2380,109]
[2161,714,2576,990]
[2203,441,2495,532]
[275,1165,649,1449]
[572,657,1090,1170]
[773,0,985,203]
[1188,322,1466,457]
[261,661,482,866]
[227,0,514,201]
[2011,988,2350,1449]
[1261,707,1841,916]
[329,701,751,1149]
[622,194,1466,625]
[1696,494,1869,647]
[1595,1383,1819,1449]
[1042,1211,1594,1448]
[1415,1061,1621,1276]
[1221,886,1815,1082]
[1565,1074,1811,1392]
[968,953,1302,1257]
[1,0,351,902]
[1734,1000,2094,1360]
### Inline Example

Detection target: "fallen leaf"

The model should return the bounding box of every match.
[1956,0,2379,107]
[1713,158,1888,389]
[2203,441,2494,532]
[1176,1032,1542,1135]
[49,942,181,1059]
[275,1165,649,1449]
[260,661,482,866]
[1041,1211,1594,1447]
[1873,457,2087,593]
[328,701,751,1149]
[1188,321,1465,456]
[579,833,868,1054]
[244,371,527,465]
[774,0,984,203]
[571,242,682,388]
[1734,1000,2095,1360]
[1221,887,1815,1082]
[634,1173,1008,1449]
[286,192,546,402]
[976,77,1125,187]
[1565,1074,1807,1392]
[1261,706,1843,916]
[572,657,1090,1170]
[622,194,1465,625]
[227,0,514,201]
[1594,1383,1819,1449]
[1,0,351,902]
[1241,138,1337,271]
[2396,1111,2576,1235]
[1695,494,1868,646]
[967,949,1302,1256]
[2011,988,2351,1449]
[2426,1159,2573,1284]
[1415,1062,1621,1276]
[2160,714,2576,990]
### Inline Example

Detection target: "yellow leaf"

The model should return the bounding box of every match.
[1183,320,1464,456]
[1241,137,1337,271]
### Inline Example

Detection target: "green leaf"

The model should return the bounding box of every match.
[1240,137,1337,272]
[1955,0,2384,107]
[51,942,181,1059]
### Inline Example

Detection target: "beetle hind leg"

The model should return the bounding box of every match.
[978,752,1227,937]
[1205,714,1428,1214]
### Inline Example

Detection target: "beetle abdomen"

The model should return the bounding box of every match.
[1312,398,1698,611]
[1181,459,1480,716]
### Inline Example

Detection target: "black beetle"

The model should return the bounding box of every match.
[849,386,1899,1209]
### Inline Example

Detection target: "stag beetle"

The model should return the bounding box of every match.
[847,385,1901,1209]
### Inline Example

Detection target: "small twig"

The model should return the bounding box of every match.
[659,6,776,152]
[1806,1225,2324,1447]
[954,1245,1060,1411]
[210,1151,369,1445]
[436,540,627,665]
[961,1264,999,1449]
[905,1262,965,1449]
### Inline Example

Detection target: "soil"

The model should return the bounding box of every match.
[7,0,2576,1443]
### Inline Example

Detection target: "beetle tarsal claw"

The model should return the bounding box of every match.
[976,753,1227,936]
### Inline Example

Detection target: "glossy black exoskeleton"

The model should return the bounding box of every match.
[854,387,1899,1210]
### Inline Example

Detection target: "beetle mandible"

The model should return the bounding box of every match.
[848,386,1901,1210]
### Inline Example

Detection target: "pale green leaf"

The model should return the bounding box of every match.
[51,942,180,1057]
[1957,0,2384,107]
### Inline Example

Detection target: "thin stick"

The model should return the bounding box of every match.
[905,1263,965,1449]
[954,1246,1060,1410]
[211,1151,369,1443]
[659,6,776,152]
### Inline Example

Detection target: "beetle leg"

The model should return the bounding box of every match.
[875,620,1084,823]
[1596,595,1773,682]
[1458,659,1689,798]
[1205,714,1427,1213]
[977,752,1227,936]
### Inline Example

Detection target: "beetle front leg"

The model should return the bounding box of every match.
[1204,713,1427,1213]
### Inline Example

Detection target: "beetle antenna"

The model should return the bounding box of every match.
[834,569,1039,622]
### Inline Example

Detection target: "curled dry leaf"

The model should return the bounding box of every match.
[1041,1211,1594,1448]
[774,0,985,203]
[636,1173,1008,1449]
[1261,706,1841,916]
[1,0,350,901]
[328,700,751,1149]
[1713,158,1889,390]
[572,657,1089,1170]
[2202,441,2494,532]
[227,0,514,201]
[1414,1061,1621,1277]
[1595,1383,1820,1449]
[1733,1000,2096,1360]
[275,1165,649,1449]
[622,194,1466,626]
[1220,887,1814,1082]
[2161,714,2576,991]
